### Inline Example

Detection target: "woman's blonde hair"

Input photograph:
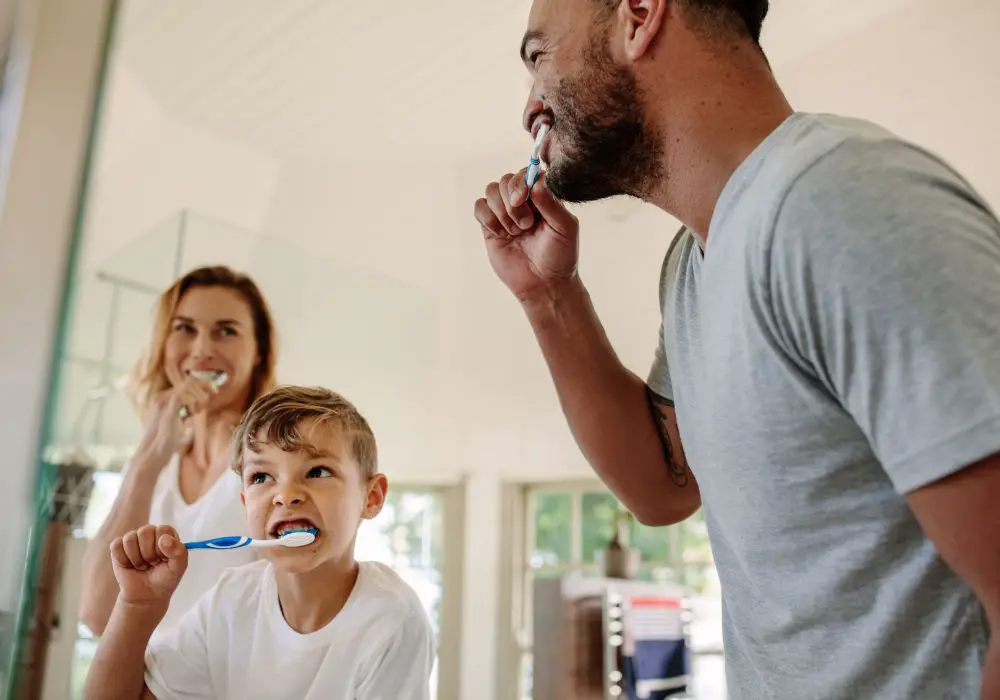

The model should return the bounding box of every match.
[128,266,278,417]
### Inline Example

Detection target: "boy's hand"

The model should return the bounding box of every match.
[110,524,188,608]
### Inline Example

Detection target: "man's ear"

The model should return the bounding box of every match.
[362,474,388,520]
[620,0,668,62]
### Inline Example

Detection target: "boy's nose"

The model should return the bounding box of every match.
[273,488,306,506]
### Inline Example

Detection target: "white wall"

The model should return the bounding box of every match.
[777,0,1000,207]
[79,62,282,271]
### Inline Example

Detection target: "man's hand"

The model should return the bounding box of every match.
[473,169,580,303]
[110,524,188,609]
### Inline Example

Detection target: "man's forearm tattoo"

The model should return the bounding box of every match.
[644,385,689,488]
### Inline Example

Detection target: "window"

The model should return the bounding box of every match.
[517,482,726,700]
[355,488,446,698]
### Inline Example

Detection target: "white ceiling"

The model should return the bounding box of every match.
[112,0,923,163]
[113,0,533,162]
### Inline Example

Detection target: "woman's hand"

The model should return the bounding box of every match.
[135,376,218,472]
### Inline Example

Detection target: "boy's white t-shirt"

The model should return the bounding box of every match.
[136,454,254,640]
[144,559,436,700]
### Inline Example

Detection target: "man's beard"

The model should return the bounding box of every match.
[544,40,663,204]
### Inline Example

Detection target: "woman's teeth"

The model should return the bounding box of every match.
[189,370,228,389]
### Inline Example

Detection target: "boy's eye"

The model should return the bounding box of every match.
[307,466,333,478]
[248,472,270,485]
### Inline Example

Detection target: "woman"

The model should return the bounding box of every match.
[78,265,277,638]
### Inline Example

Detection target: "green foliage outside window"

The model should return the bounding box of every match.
[532,491,572,567]
[530,488,714,595]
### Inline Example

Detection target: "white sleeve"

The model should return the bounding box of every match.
[143,587,217,700]
[356,609,436,700]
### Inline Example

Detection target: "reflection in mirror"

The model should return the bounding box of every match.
[27,195,450,698]
[14,0,456,688]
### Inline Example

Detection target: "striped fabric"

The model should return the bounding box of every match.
[621,596,690,700]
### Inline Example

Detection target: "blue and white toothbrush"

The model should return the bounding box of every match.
[525,122,550,191]
[184,529,317,551]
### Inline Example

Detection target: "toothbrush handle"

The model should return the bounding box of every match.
[184,536,252,550]
[526,158,541,190]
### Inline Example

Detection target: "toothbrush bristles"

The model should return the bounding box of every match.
[532,123,550,159]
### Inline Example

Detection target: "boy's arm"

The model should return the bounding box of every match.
[83,599,163,700]
[357,610,436,700]
[82,522,189,700]
[83,524,214,700]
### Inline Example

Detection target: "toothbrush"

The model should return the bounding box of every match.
[184,529,318,551]
[525,122,550,191]
[178,371,228,419]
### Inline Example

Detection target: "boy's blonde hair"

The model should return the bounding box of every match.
[231,385,378,479]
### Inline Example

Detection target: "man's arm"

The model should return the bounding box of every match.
[82,599,162,700]
[907,454,1000,698]
[644,386,691,489]
[523,276,700,525]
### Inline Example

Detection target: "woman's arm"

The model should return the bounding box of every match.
[79,378,217,635]
[78,447,170,636]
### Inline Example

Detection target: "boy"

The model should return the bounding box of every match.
[83,385,435,700]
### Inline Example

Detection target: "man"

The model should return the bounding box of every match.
[472,0,1000,698]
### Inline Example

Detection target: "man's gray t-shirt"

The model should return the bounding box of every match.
[648,113,1000,699]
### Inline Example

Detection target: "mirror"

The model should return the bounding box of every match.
[9,2,473,696]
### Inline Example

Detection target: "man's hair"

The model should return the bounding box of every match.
[595,0,769,45]
[231,385,378,480]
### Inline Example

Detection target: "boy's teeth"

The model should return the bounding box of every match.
[277,522,315,536]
